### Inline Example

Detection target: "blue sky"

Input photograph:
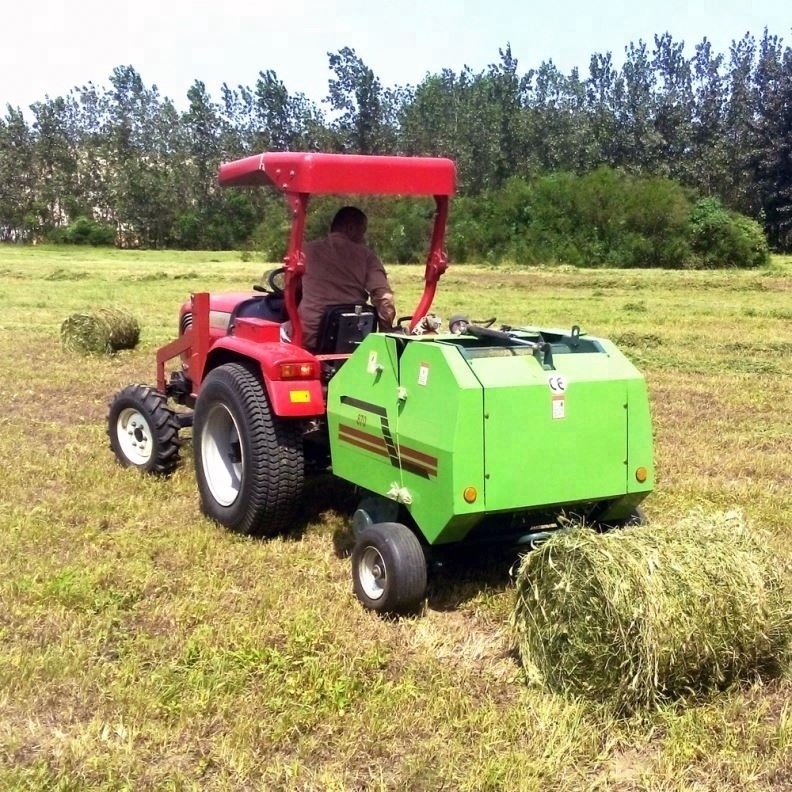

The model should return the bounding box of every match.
[2,0,789,113]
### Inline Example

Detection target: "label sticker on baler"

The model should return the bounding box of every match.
[417,363,430,386]
[552,396,566,419]
[548,375,567,420]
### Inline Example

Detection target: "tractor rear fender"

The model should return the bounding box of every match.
[202,331,324,418]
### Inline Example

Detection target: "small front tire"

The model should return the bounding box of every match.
[352,522,427,615]
[108,384,181,475]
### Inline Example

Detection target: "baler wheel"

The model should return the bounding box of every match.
[352,522,427,614]
[193,362,303,536]
[597,505,647,531]
[108,384,181,475]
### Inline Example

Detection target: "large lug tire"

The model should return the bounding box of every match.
[193,362,304,536]
[351,522,427,615]
[108,384,181,475]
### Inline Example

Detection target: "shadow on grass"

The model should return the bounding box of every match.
[296,475,525,612]
[425,543,520,612]
[288,473,358,541]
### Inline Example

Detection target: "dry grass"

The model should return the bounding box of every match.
[1,245,791,790]
[60,308,140,354]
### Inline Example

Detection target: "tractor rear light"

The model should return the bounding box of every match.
[463,487,478,504]
[635,466,649,483]
[279,361,319,379]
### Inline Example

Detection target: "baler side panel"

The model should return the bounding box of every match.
[393,341,485,543]
[326,335,485,545]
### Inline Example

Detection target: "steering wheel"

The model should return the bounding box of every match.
[254,267,286,296]
[267,267,286,296]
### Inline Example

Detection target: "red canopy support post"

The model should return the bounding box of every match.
[283,192,309,349]
[409,195,449,332]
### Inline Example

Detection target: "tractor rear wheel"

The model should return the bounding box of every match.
[108,384,181,475]
[352,522,427,614]
[193,362,304,536]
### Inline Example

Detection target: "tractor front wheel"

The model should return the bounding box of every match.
[352,522,427,615]
[193,362,303,536]
[108,384,181,475]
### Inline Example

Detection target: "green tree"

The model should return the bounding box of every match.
[326,47,397,153]
[651,33,695,181]
[618,40,662,171]
[103,66,183,247]
[29,95,82,234]
[585,51,624,168]
[689,38,729,195]
[752,31,792,249]
[0,107,36,239]
[723,33,761,217]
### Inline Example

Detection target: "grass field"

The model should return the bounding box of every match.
[1,245,791,791]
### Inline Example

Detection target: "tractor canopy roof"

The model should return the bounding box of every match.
[218,152,456,196]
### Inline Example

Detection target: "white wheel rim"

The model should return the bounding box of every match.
[116,407,154,466]
[201,403,243,507]
[358,546,387,601]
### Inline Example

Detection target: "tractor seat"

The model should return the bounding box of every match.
[313,303,377,354]
[229,294,286,329]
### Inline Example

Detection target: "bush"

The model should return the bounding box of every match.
[47,216,117,246]
[522,169,695,268]
[448,169,698,268]
[688,197,769,268]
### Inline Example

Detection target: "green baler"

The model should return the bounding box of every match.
[329,324,653,611]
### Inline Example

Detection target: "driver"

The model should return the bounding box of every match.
[296,206,395,350]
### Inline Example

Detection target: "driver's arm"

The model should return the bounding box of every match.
[371,288,396,331]
[365,252,395,331]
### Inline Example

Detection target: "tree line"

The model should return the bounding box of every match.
[0,30,790,262]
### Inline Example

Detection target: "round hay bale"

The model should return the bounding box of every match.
[510,510,792,712]
[61,308,140,355]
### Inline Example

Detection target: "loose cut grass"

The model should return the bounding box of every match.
[511,510,792,713]
[60,307,140,354]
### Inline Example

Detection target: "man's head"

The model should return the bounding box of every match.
[331,206,368,244]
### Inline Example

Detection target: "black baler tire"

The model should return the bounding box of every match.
[193,362,303,536]
[108,384,181,475]
[598,505,648,531]
[352,522,427,615]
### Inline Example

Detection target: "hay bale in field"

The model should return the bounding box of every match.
[60,308,140,354]
[510,510,792,712]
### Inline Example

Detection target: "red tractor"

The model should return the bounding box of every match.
[109,151,456,533]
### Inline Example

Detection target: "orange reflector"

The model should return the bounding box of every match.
[635,467,648,483]
[289,389,311,403]
[279,362,317,379]
[463,487,477,504]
